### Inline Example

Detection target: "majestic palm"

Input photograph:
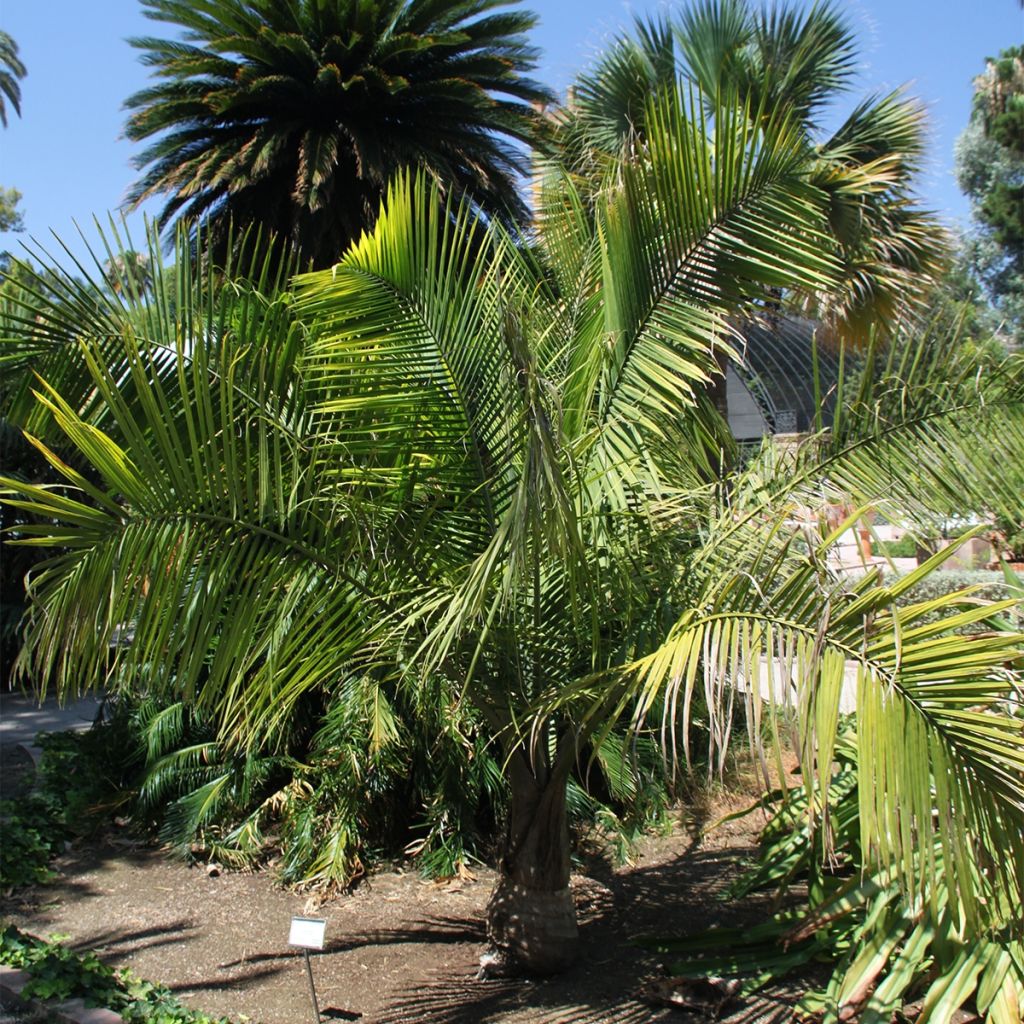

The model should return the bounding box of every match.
[124,0,553,268]
[3,87,1023,989]
[556,0,946,345]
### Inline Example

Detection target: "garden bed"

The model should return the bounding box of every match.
[0,750,795,1024]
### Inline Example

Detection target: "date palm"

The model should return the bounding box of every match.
[124,0,553,268]
[3,86,1023,987]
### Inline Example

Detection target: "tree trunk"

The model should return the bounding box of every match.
[480,736,578,977]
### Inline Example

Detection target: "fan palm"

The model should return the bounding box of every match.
[555,0,946,345]
[124,0,553,268]
[3,85,1023,988]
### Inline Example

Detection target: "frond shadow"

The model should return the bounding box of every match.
[370,843,790,1024]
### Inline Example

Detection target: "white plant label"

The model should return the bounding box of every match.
[288,916,326,949]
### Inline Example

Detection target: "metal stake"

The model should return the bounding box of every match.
[302,948,320,1024]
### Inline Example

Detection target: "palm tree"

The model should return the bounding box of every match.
[0,30,26,128]
[4,75,1023,985]
[103,250,153,297]
[4,85,841,968]
[554,0,947,345]
[123,0,553,268]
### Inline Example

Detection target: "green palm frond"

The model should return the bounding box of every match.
[556,0,945,348]
[1,220,301,441]
[676,0,859,124]
[580,85,836,500]
[651,732,1024,1023]
[1,237,385,747]
[570,523,1024,930]
[0,30,26,128]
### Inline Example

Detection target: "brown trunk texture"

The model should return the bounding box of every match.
[480,749,578,977]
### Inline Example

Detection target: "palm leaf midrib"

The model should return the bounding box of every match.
[315,260,530,534]
[593,121,826,445]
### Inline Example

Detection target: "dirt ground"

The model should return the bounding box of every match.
[1,749,801,1024]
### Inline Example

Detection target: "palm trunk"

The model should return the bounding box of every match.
[480,733,578,977]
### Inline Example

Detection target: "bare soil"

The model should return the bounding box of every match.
[1,749,801,1024]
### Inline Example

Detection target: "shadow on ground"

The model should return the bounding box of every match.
[3,795,803,1024]
[363,846,789,1024]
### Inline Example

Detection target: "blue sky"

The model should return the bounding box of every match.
[0,0,1020,265]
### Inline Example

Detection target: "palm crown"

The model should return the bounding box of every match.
[124,0,553,267]
[0,30,26,128]
[556,0,945,345]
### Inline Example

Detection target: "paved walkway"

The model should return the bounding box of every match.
[0,690,104,749]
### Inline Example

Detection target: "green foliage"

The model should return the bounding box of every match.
[893,569,1018,632]
[2,7,1023,976]
[0,925,234,1023]
[568,734,674,866]
[12,687,667,893]
[873,533,918,558]
[129,685,676,886]
[0,793,66,888]
[0,186,23,232]
[647,728,1024,1023]
[0,712,140,890]
[127,683,508,887]
[0,30,26,271]
[998,524,1024,559]
[554,0,946,347]
[124,0,554,268]
[956,46,1024,346]
[0,30,26,128]
[895,568,1009,602]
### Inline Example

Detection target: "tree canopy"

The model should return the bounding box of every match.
[124,0,554,268]
[552,0,946,347]
[956,45,1024,345]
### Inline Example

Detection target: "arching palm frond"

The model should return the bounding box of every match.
[1,232,383,748]
[563,320,1024,939]
[569,526,1023,934]
[554,0,946,348]
[1,220,301,442]
[296,173,596,702]
[573,86,836,503]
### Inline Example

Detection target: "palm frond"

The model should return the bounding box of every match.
[581,85,837,500]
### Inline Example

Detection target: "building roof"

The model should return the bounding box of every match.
[730,315,844,437]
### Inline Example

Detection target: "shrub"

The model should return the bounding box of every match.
[0,706,145,891]
[874,533,919,558]
[893,570,1018,631]
[8,688,676,894]
[0,793,67,888]
[1002,526,1024,559]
